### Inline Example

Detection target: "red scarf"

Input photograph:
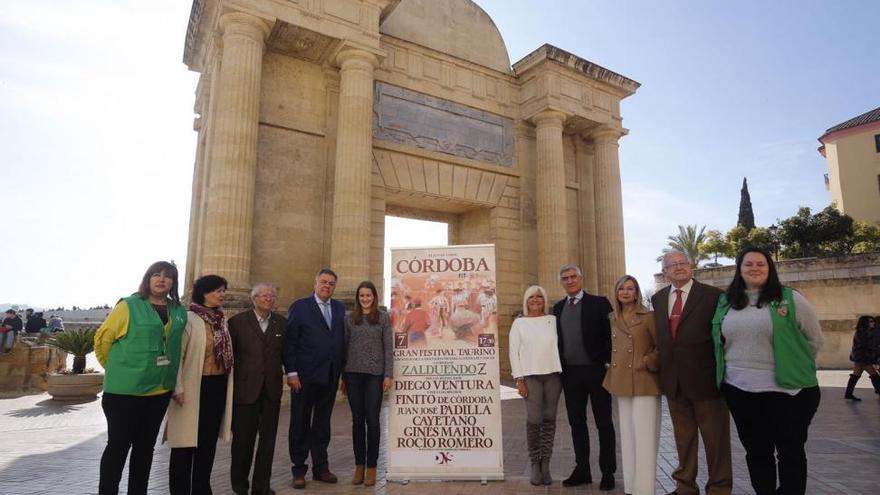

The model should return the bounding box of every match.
[188,303,233,374]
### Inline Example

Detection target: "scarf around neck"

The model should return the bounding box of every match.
[188,302,233,374]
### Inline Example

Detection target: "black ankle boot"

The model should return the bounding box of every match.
[845,374,861,401]
[870,374,880,395]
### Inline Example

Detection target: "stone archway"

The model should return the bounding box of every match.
[182,0,639,371]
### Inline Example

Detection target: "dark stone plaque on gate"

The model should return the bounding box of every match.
[373,82,514,167]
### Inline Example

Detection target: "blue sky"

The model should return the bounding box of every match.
[1,1,877,307]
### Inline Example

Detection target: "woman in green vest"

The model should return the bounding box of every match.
[711,247,824,495]
[94,261,187,495]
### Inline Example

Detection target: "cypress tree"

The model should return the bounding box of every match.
[738,177,755,230]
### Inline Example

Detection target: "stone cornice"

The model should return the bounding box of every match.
[513,43,640,98]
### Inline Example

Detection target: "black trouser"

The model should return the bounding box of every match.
[99,391,171,495]
[170,375,228,495]
[561,364,616,475]
[230,387,281,495]
[344,372,384,467]
[722,383,821,495]
[289,375,339,476]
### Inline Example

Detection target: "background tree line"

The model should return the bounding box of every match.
[659,178,880,267]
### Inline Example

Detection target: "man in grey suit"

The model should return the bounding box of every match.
[651,251,732,495]
[228,283,287,495]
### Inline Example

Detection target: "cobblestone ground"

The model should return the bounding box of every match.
[1,371,878,494]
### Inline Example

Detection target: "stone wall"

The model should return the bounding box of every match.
[659,253,880,369]
[0,340,67,394]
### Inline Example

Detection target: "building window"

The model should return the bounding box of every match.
[875,134,880,153]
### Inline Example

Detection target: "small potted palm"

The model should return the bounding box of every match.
[46,327,104,400]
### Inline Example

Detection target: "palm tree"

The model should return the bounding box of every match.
[657,225,709,267]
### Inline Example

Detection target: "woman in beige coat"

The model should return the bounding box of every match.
[602,275,660,495]
[166,275,234,494]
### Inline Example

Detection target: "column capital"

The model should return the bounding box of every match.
[587,127,626,143]
[219,11,272,43]
[332,42,386,70]
[530,109,569,128]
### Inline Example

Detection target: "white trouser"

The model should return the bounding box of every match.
[618,395,661,495]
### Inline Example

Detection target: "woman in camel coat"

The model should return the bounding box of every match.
[166,275,234,494]
[603,275,661,495]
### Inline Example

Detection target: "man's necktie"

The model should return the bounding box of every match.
[568,296,577,306]
[320,302,332,329]
[669,289,683,339]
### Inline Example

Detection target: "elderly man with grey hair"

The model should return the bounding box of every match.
[651,251,731,495]
[228,283,286,495]
[552,264,616,490]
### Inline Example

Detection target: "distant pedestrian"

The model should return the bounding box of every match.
[94,261,187,495]
[844,315,880,400]
[2,309,23,353]
[25,311,47,334]
[48,315,64,332]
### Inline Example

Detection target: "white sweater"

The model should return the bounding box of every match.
[508,315,563,379]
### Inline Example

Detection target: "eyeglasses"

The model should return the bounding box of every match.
[317,280,337,287]
[664,262,690,269]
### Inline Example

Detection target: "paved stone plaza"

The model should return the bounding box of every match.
[1,372,878,495]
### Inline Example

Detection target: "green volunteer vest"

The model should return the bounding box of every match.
[103,294,186,395]
[712,287,818,390]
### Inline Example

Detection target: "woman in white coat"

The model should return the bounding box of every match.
[166,274,234,494]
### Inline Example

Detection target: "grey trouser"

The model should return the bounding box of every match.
[525,373,562,423]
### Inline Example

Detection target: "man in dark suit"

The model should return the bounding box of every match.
[552,264,616,491]
[651,251,732,495]
[228,283,286,495]
[284,268,346,489]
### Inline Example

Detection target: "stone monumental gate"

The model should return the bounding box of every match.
[183,0,639,369]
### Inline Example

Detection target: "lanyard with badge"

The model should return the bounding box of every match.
[156,320,171,367]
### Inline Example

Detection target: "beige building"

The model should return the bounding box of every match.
[818,106,880,224]
[182,0,639,367]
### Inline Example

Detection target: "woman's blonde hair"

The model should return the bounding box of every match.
[522,285,550,316]
[611,274,645,320]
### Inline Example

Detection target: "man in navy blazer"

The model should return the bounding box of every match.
[284,268,346,489]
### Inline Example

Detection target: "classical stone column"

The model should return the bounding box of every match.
[533,110,569,298]
[591,128,626,298]
[329,47,382,295]
[575,138,599,294]
[200,12,270,300]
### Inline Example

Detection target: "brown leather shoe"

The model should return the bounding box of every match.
[364,467,377,487]
[291,474,306,490]
[313,471,338,483]
[352,465,365,485]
